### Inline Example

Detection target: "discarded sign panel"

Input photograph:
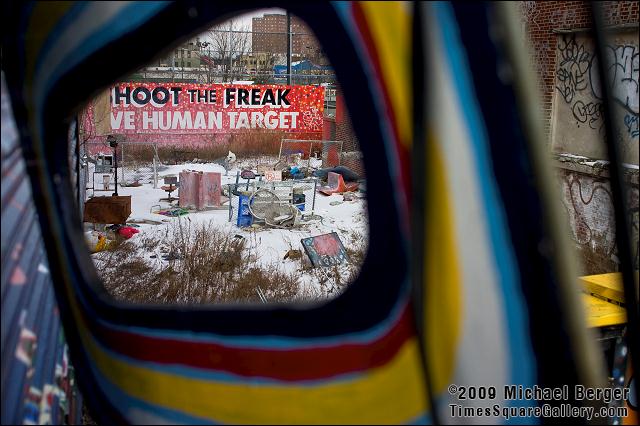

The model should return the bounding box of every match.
[301,232,349,267]
[265,170,282,182]
[179,171,221,210]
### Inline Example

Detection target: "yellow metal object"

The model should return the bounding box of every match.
[582,294,627,328]
[579,272,627,305]
[579,272,636,328]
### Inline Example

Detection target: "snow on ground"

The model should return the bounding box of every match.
[88,157,368,301]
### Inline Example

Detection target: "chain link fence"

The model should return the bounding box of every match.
[119,142,160,187]
[84,142,164,194]
[84,142,116,194]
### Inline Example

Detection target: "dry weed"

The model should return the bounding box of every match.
[93,219,301,305]
[93,222,368,306]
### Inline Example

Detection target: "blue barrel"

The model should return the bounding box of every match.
[292,188,305,212]
[237,191,253,227]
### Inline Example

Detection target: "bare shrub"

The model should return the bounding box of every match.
[232,265,300,303]
[344,229,367,283]
[138,232,162,251]
[93,223,367,306]
[93,219,301,305]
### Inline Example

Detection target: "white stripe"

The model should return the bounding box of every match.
[427,8,510,424]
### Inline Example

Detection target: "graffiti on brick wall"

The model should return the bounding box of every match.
[561,172,616,257]
[556,34,639,130]
[571,100,605,130]
[556,35,593,105]
[551,32,639,164]
[559,170,640,272]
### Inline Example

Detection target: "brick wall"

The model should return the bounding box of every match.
[554,161,639,274]
[520,1,639,138]
[334,92,365,178]
[323,115,336,141]
[520,1,639,274]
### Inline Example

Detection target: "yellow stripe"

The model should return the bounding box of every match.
[49,2,425,421]
[82,329,427,424]
[359,1,412,149]
[64,241,430,423]
[423,132,463,394]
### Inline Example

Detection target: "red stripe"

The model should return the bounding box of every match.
[91,304,415,382]
[352,3,412,206]
[78,7,417,383]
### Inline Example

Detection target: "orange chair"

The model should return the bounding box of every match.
[318,171,359,195]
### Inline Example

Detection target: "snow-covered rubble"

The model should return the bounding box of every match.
[89,157,369,303]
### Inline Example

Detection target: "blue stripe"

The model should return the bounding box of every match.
[94,280,411,350]
[93,355,426,424]
[433,2,537,422]
[407,412,433,425]
[31,0,408,349]
[90,330,379,387]
[16,2,37,83]
[31,1,169,248]
[30,1,170,324]
[331,2,356,39]
[90,333,427,423]
[331,0,410,241]
[37,1,169,114]
[32,2,88,85]
[89,360,219,424]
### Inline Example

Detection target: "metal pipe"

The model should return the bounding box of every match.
[107,135,119,196]
[312,178,317,212]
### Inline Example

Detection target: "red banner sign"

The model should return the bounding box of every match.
[108,83,324,134]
